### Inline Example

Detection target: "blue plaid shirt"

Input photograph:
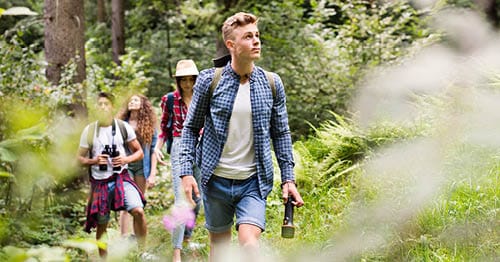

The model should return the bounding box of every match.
[179,63,295,198]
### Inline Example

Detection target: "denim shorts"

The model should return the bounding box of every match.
[203,175,266,233]
[128,160,145,177]
[97,181,144,224]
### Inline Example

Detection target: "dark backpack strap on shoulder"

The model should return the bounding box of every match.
[166,92,174,129]
[115,119,131,155]
[166,92,174,114]
[165,92,175,154]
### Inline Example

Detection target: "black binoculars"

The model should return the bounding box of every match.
[99,145,120,171]
[281,196,295,238]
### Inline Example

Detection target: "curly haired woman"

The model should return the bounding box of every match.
[117,94,159,238]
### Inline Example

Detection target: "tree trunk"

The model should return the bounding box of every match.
[111,0,125,65]
[97,0,106,23]
[44,0,86,117]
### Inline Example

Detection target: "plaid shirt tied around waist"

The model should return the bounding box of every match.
[84,169,146,233]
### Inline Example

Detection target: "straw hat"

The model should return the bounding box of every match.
[174,59,199,77]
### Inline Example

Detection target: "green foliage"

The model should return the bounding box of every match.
[294,111,426,191]
[0,34,48,104]
[359,144,500,261]
[85,24,113,67]
[0,32,88,255]
[256,0,432,138]
[0,245,69,261]
[124,0,220,98]
[86,45,153,110]
[287,89,498,260]
[144,163,174,213]
[0,1,43,46]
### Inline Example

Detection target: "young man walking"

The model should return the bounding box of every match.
[178,12,304,261]
[77,92,147,258]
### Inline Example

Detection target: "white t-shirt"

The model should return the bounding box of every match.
[79,119,136,180]
[214,82,256,179]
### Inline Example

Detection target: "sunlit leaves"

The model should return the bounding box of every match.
[63,238,105,256]
[1,245,68,262]
[0,7,38,16]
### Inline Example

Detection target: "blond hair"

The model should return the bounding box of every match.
[222,12,259,42]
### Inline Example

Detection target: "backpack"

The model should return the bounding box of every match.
[164,92,174,154]
[210,67,276,98]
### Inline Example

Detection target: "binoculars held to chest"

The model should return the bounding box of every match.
[99,145,120,171]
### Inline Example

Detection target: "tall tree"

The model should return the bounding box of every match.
[111,0,125,65]
[97,0,106,23]
[44,0,86,117]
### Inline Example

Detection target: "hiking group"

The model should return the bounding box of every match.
[77,11,304,262]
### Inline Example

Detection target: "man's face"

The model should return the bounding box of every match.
[227,23,261,62]
[97,97,113,120]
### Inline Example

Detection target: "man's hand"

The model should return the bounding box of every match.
[181,175,200,207]
[111,155,127,167]
[97,154,109,166]
[282,181,304,207]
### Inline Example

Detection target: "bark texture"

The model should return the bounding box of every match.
[111,0,125,65]
[97,0,106,23]
[44,0,86,116]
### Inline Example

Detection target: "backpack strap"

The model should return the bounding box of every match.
[210,67,276,98]
[165,92,175,134]
[115,119,130,154]
[115,119,128,143]
[264,71,276,98]
[166,92,174,119]
[86,121,97,177]
[210,67,224,96]
[164,92,175,154]
[87,121,98,159]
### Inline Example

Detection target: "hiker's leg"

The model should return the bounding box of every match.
[209,230,231,262]
[124,181,147,249]
[119,211,132,236]
[96,223,108,258]
[130,207,147,249]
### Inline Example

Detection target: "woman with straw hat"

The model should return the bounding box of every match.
[156,59,203,262]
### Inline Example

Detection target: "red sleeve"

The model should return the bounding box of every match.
[158,94,170,141]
